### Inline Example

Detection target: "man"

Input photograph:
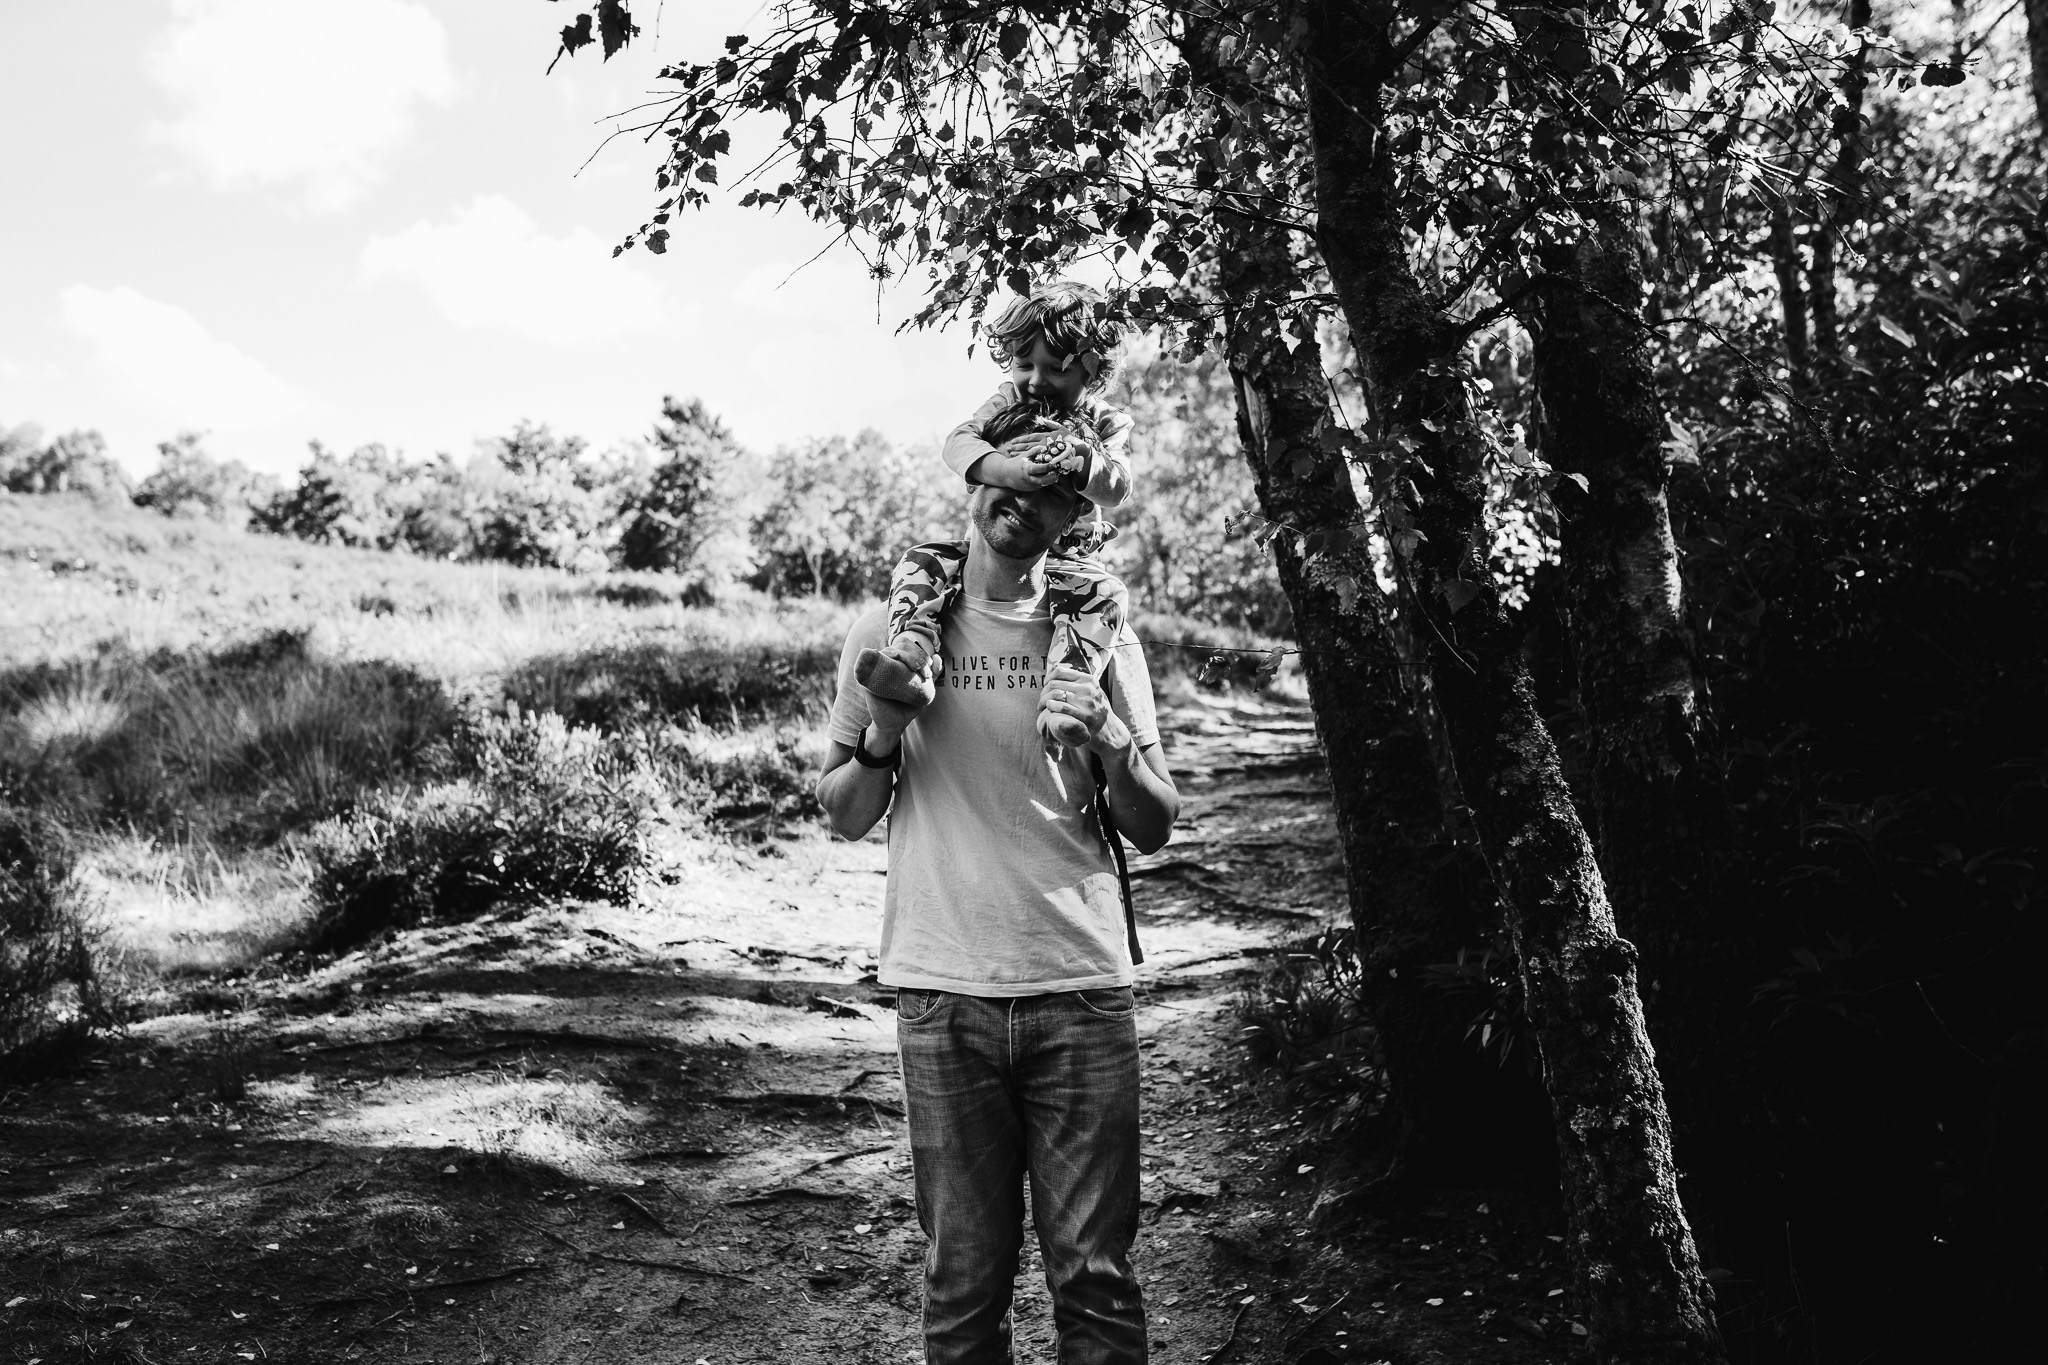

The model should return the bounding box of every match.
[817,476,1179,1364]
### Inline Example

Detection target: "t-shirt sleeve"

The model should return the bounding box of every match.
[1078,402,1134,509]
[1104,622,1161,750]
[941,383,1020,482]
[825,608,889,747]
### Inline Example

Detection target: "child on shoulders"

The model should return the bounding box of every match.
[855,280,1135,755]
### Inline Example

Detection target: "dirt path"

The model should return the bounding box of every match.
[2,696,1577,1364]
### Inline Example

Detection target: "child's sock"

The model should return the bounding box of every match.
[856,636,938,707]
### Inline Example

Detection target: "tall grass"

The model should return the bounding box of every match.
[0,802,126,1070]
[0,631,457,845]
[0,496,860,1051]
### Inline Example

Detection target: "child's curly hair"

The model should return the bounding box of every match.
[984,280,1123,391]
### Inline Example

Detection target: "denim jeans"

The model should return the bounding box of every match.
[896,987,1147,1365]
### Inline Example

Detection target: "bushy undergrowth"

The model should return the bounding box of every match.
[0,802,124,1070]
[1130,611,1290,691]
[1233,928,1385,1137]
[502,636,838,731]
[303,708,670,950]
[0,629,456,847]
[303,706,823,952]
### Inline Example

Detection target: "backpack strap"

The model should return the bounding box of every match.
[1090,752,1144,967]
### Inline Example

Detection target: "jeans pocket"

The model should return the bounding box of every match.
[896,988,946,1024]
[1074,986,1136,1019]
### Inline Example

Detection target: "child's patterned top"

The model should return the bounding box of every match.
[942,381,1136,510]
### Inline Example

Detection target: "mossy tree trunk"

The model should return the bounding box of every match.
[1214,202,1482,1192]
[1297,4,1725,1359]
[1527,215,1758,1279]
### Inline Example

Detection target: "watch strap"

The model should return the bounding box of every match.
[854,730,901,770]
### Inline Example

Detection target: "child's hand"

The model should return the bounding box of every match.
[1037,436,1088,477]
[974,448,1063,491]
[1024,432,1087,479]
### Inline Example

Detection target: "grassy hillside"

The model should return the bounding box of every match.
[0,493,1287,1065]
[0,494,857,1062]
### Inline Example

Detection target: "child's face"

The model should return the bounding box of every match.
[1008,331,1096,413]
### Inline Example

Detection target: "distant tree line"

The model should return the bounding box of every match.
[2,351,1290,630]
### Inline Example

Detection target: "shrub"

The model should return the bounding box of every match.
[1129,611,1290,691]
[631,726,823,834]
[614,396,745,576]
[133,432,274,525]
[501,637,839,732]
[749,431,963,599]
[1233,927,1384,1135]
[1,428,132,501]
[0,802,122,1069]
[303,709,684,951]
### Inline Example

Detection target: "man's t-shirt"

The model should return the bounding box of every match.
[826,591,1162,996]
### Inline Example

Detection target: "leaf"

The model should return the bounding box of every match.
[1440,578,1482,613]
[1874,314,1916,347]
[1332,574,1361,612]
[549,12,594,73]
[998,22,1029,63]
[1592,63,1627,110]
[1662,418,1700,468]
[597,0,638,60]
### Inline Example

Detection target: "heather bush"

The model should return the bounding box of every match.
[0,801,123,1069]
[303,708,685,951]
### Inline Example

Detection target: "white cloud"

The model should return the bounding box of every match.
[360,196,672,344]
[732,257,877,320]
[146,0,453,210]
[61,285,303,429]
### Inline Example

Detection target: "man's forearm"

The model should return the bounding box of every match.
[1090,717,1177,854]
[815,724,902,841]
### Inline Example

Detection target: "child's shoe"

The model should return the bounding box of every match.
[856,639,938,707]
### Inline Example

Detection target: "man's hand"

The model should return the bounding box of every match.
[862,692,922,755]
[1042,663,1179,852]
[1041,664,1129,754]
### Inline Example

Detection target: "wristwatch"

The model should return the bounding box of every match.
[854,729,901,770]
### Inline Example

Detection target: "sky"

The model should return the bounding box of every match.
[0,0,1002,477]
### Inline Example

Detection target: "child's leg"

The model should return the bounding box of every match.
[856,541,968,706]
[1039,554,1131,756]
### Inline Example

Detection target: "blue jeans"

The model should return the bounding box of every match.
[896,988,1147,1365]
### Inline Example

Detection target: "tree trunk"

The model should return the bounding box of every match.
[1527,216,1759,1280]
[1808,0,1872,365]
[1213,204,1485,1194]
[1768,200,1811,387]
[2031,0,2048,137]
[1300,4,1724,1360]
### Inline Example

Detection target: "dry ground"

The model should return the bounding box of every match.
[3,695,1582,1365]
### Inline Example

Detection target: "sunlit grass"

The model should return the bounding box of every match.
[1,494,861,1042]
[78,831,314,977]
[313,1069,633,1182]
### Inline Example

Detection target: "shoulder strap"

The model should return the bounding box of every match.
[1090,753,1144,967]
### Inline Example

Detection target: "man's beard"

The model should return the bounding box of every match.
[971,488,1068,558]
